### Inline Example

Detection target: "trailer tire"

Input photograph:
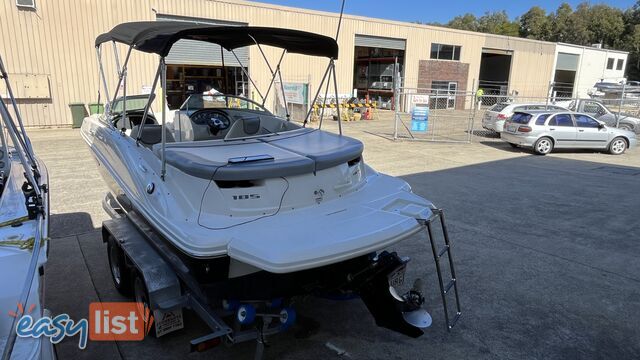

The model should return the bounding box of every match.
[107,236,133,296]
[133,273,156,338]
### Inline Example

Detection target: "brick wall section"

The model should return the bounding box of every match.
[417,60,470,110]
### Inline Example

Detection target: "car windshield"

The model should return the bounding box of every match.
[180,94,270,113]
[111,95,154,114]
[511,113,532,124]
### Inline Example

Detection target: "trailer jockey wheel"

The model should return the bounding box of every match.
[133,274,156,337]
[107,236,132,296]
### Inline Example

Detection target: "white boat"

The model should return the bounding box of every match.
[82,21,460,340]
[0,56,53,360]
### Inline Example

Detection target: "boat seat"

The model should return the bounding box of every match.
[224,117,268,140]
[130,125,175,146]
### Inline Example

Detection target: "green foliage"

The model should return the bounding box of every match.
[443,1,639,79]
[520,6,552,40]
[447,11,519,36]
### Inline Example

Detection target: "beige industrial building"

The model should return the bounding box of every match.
[0,0,629,127]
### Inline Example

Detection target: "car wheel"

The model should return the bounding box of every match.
[619,124,633,132]
[509,143,519,148]
[533,137,553,155]
[108,236,133,296]
[608,137,627,155]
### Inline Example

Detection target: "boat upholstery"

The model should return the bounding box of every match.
[265,130,364,171]
[154,129,363,180]
[160,145,315,180]
[130,125,175,146]
[224,116,265,140]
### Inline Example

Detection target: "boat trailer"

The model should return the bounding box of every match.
[100,193,462,358]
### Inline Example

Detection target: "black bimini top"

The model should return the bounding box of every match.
[95,21,339,59]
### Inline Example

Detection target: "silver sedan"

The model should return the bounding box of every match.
[501,111,637,155]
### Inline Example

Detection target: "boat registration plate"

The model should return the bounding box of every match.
[388,264,407,287]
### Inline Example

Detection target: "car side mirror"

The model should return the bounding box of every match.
[598,123,605,129]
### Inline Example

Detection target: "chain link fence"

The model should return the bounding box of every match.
[374,86,640,143]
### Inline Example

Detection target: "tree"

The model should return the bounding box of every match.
[550,3,573,42]
[427,1,638,79]
[520,6,552,40]
[447,13,478,32]
[477,11,519,36]
[563,3,592,45]
[586,4,625,47]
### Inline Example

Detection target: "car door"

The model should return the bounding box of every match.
[574,114,608,148]
[547,113,577,148]
[581,100,612,123]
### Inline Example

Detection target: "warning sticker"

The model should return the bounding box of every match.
[154,308,184,337]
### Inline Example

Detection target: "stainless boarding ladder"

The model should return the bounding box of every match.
[420,208,462,331]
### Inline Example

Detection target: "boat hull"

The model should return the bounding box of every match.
[81,115,434,274]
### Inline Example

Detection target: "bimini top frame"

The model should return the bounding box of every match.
[94,19,345,180]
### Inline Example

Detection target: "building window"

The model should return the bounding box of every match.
[430,43,461,61]
[606,58,614,70]
[616,59,624,71]
[16,0,36,9]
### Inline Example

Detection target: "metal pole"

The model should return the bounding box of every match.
[303,62,333,126]
[393,91,399,140]
[276,66,290,120]
[258,49,286,107]
[137,62,162,144]
[0,56,34,159]
[230,50,264,101]
[96,46,112,114]
[546,81,552,108]
[0,99,41,198]
[122,65,127,130]
[109,46,133,114]
[616,83,625,128]
[432,89,438,141]
[318,68,332,130]
[331,61,342,135]
[112,41,122,77]
[221,46,229,106]
[160,58,167,180]
[468,78,476,143]
[335,0,346,40]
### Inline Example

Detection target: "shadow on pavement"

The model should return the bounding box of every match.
[49,212,96,238]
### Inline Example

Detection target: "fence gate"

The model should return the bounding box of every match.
[390,87,478,143]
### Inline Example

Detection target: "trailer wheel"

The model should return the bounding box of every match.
[133,274,156,338]
[107,236,133,296]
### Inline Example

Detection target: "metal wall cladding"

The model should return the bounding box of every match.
[1,0,608,127]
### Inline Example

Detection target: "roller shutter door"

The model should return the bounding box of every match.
[156,14,249,67]
[354,35,406,50]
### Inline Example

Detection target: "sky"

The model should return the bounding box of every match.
[255,0,636,24]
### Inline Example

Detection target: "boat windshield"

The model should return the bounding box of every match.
[180,94,270,114]
[111,94,154,114]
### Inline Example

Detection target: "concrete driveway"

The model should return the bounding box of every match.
[31,122,640,360]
